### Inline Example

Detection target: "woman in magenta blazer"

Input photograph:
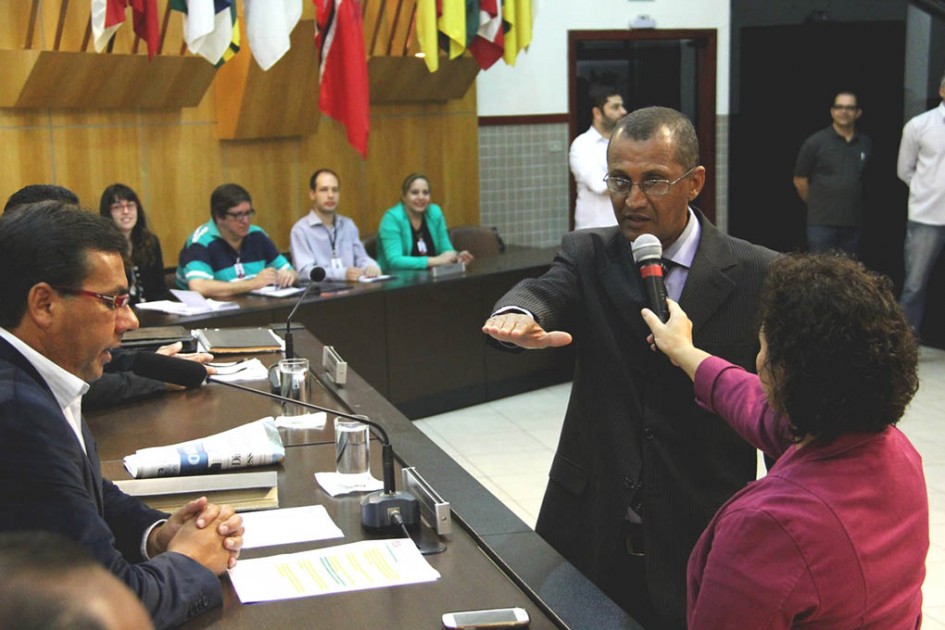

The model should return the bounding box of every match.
[642,253,927,629]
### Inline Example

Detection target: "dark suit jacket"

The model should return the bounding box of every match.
[0,337,220,629]
[495,212,777,628]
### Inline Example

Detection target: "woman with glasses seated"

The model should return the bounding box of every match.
[376,173,473,272]
[99,183,171,305]
[176,183,296,298]
[642,253,928,628]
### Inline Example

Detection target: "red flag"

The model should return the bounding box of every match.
[129,0,160,58]
[469,0,504,70]
[314,0,370,159]
[104,0,126,28]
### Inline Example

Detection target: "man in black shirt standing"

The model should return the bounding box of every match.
[793,91,872,256]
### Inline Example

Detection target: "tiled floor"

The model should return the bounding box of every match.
[416,346,945,627]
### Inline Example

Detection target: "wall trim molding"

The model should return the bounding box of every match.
[478,113,569,126]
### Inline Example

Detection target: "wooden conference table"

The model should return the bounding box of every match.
[89,331,640,629]
[136,246,574,419]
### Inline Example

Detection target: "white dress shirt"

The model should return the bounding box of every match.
[660,208,701,301]
[570,125,618,230]
[897,101,945,226]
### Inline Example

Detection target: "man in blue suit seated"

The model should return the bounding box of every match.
[0,201,244,629]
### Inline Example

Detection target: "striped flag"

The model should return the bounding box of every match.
[170,0,234,65]
[91,0,126,52]
[468,0,503,70]
[315,0,370,158]
[91,0,159,58]
[244,0,302,71]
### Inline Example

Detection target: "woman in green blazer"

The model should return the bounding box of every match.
[376,173,474,272]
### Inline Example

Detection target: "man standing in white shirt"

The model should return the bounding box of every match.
[897,71,945,334]
[570,86,627,230]
[291,169,380,282]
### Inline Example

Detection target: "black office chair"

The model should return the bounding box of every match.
[362,233,378,260]
[448,225,506,258]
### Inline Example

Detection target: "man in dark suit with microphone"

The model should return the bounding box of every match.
[483,107,777,629]
[0,202,244,629]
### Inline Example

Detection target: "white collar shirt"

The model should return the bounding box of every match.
[661,207,701,302]
[897,101,945,226]
[569,125,618,230]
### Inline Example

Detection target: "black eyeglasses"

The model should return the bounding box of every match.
[53,287,132,310]
[831,104,858,111]
[226,209,256,221]
[603,166,697,197]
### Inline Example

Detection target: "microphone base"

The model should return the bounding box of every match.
[361,491,420,530]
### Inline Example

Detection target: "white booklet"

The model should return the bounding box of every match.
[250,285,305,298]
[135,290,238,316]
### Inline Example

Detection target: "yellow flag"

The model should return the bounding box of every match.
[516,0,532,52]
[439,0,466,60]
[416,0,439,72]
[502,0,517,65]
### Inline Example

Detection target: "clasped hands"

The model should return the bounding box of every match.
[147,496,244,575]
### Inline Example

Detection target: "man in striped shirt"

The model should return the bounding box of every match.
[177,183,297,297]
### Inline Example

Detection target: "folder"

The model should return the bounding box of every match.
[115,470,279,512]
[195,327,283,354]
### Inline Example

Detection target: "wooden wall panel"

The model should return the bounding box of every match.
[1,3,480,269]
[140,118,226,253]
[49,112,142,205]
[0,4,32,49]
[0,125,55,201]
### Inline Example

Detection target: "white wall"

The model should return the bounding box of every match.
[476,0,732,117]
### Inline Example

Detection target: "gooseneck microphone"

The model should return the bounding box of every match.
[631,233,670,323]
[131,351,209,388]
[284,266,327,359]
[206,376,420,531]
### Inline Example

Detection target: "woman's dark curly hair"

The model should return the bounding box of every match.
[99,183,157,268]
[759,253,918,441]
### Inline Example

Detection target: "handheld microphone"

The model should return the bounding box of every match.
[131,351,209,388]
[631,233,670,323]
[206,376,420,531]
[285,267,327,359]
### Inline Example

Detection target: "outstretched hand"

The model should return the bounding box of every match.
[482,313,572,350]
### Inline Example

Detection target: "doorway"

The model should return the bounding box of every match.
[568,29,718,229]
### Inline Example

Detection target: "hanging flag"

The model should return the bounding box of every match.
[129,0,160,58]
[315,0,370,158]
[515,0,532,52]
[502,0,532,66]
[170,0,235,64]
[91,0,126,52]
[437,0,465,59]
[416,0,439,72]
[464,0,480,47]
[244,0,302,71]
[468,0,503,70]
[501,0,517,65]
[211,3,241,67]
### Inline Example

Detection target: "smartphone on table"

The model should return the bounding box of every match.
[441,607,530,629]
